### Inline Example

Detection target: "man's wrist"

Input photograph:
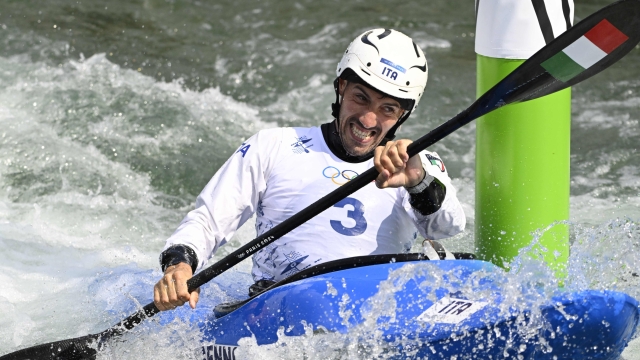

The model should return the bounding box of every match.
[164,262,190,273]
[405,169,433,194]
[160,244,198,274]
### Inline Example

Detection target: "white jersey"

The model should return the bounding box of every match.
[164,126,465,282]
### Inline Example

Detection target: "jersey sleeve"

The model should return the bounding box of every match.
[403,150,466,240]
[162,128,283,271]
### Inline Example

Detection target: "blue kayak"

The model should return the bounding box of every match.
[194,254,639,359]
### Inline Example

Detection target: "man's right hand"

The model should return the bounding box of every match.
[153,262,200,311]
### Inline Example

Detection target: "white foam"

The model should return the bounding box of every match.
[624,337,640,360]
[0,51,275,353]
[410,31,452,50]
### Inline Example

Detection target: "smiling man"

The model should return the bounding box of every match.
[153,29,466,311]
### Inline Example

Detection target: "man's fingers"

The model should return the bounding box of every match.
[164,275,176,301]
[153,285,165,311]
[396,141,410,162]
[156,277,185,310]
[374,146,385,173]
[154,263,195,311]
[380,157,397,173]
[381,141,410,171]
[154,282,173,311]
[166,278,187,307]
[386,142,406,168]
[388,140,410,166]
[375,169,391,188]
[189,288,201,309]
[175,277,191,302]
[374,139,420,189]
[377,144,400,173]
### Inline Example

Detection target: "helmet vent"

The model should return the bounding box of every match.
[360,31,380,54]
[377,29,392,40]
[410,63,427,73]
[406,81,410,85]
[360,68,371,76]
[366,62,371,67]
[398,89,408,93]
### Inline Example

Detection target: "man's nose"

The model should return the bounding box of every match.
[359,110,378,128]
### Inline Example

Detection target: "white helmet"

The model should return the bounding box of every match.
[332,28,428,139]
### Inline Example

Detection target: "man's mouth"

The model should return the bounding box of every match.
[350,123,375,142]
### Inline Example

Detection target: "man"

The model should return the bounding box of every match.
[153,29,466,311]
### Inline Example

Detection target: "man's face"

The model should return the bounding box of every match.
[337,79,404,157]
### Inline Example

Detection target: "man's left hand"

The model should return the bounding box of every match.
[374,139,424,189]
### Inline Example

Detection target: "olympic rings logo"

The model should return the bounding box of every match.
[323,166,359,186]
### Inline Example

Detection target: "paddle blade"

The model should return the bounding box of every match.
[474,0,640,116]
[0,334,99,360]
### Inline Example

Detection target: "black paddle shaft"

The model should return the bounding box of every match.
[2,1,639,359]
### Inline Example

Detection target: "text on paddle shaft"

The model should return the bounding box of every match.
[239,236,275,259]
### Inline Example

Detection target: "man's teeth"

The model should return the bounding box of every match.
[351,125,372,140]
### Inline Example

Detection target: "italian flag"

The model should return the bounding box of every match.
[541,19,628,82]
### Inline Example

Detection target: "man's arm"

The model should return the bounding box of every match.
[153,128,282,311]
[404,151,466,239]
[374,139,466,239]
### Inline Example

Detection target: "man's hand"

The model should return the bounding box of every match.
[374,139,425,189]
[153,262,200,311]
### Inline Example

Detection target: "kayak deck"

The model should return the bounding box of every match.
[195,256,638,359]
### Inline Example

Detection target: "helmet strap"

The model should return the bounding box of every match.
[331,77,341,120]
[384,108,413,140]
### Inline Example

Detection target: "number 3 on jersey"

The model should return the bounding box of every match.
[330,197,367,236]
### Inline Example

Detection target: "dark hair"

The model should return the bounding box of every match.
[339,69,413,111]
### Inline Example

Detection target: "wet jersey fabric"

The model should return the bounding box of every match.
[163,126,465,282]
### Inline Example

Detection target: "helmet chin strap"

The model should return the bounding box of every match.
[330,79,355,155]
[384,108,412,140]
[331,77,341,121]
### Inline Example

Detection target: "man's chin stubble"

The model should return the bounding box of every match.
[338,120,382,157]
[342,139,378,157]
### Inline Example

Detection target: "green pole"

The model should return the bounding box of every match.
[475,55,570,276]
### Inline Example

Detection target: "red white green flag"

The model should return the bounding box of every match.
[541,19,629,82]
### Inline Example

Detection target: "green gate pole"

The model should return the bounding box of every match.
[474,1,574,277]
